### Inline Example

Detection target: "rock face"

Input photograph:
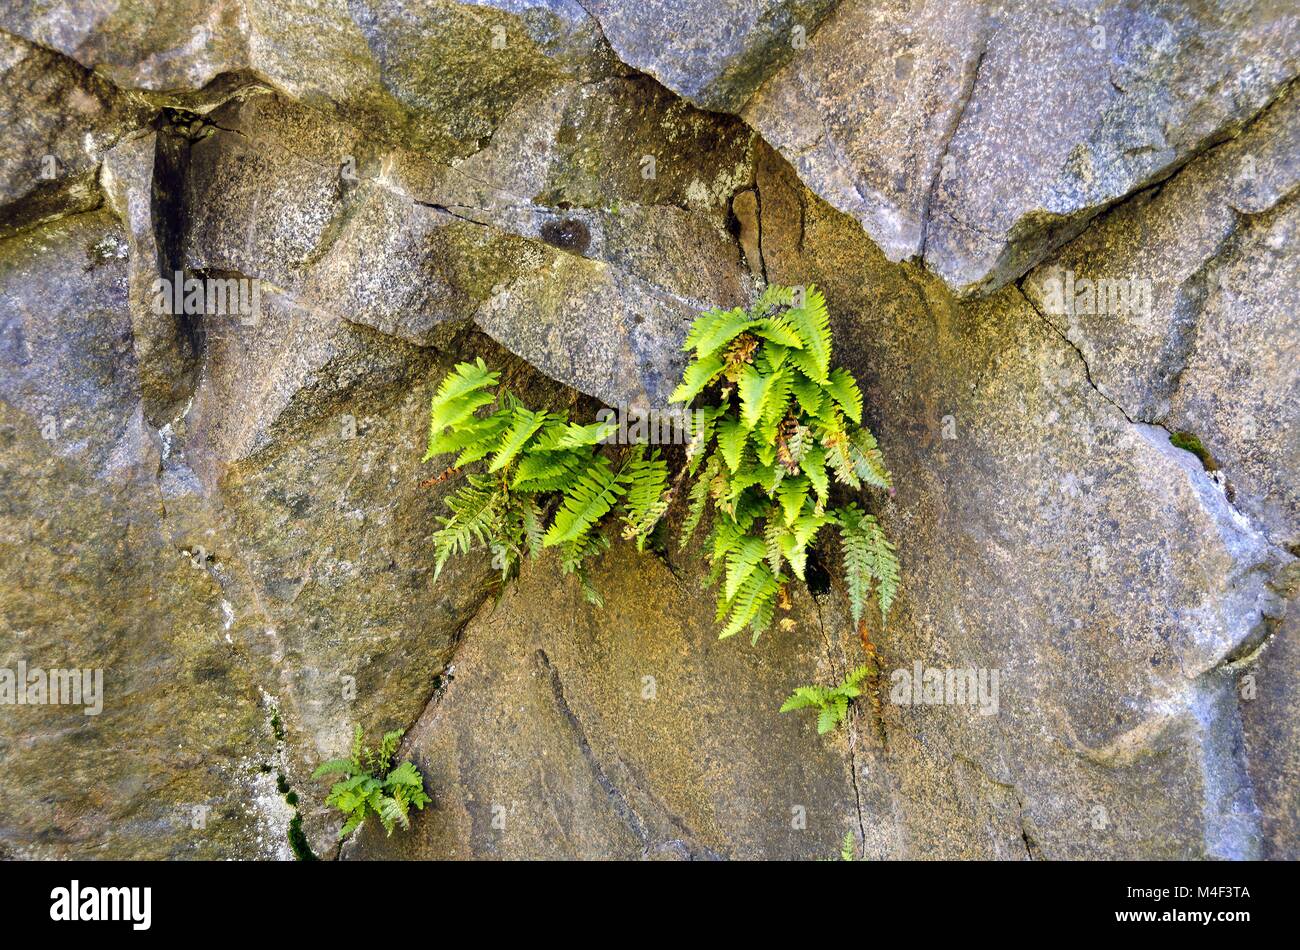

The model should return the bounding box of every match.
[741,0,1298,293]
[345,543,866,860]
[0,1,1295,860]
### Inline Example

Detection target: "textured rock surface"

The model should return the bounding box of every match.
[0,211,278,859]
[584,0,838,112]
[0,0,1295,860]
[345,544,866,860]
[753,138,1293,856]
[693,0,1298,292]
[0,30,147,237]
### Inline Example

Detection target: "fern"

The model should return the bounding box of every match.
[432,475,505,580]
[312,725,430,840]
[785,288,832,383]
[620,446,670,550]
[668,284,900,641]
[560,531,611,606]
[837,505,900,623]
[737,364,780,429]
[716,417,747,473]
[543,456,630,548]
[685,306,754,358]
[679,461,714,548]
[669,354,724,405]
[840,830,859,861]
[489,406,548,472]
[423,284,899,646]
[825,367,863,425]
[425,358,499,452]
[780,664,871,734]
[424,364,667,602]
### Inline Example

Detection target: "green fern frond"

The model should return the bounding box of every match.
[489,406,548,473]
[723,536,767,602]
[532,419,616,451]
[763,519,788,576]
[750,314,805,349]
[511,449,586,492]
[840,831,857,861]
[790,371,825,417]
[669,354,725,405]
[518,495,545,557]
[679,459,716,548]
[843,663,872,688]
[779,695,814,713]
[620,447,670,549]
[385,760,423,791]
[822,429,861,489]
[560,531,611,606]
[717,417,748,473]
[849,427,891,489]
[837,504,900,623]
[786,286,832,383]
[737,364,780,429]
[316,725,429,841]
[543,456,631,548]
[720,563,779,639]
[338,810,366,839]
[377,729,403,772]
[776,476,810,526]
[425,358,499,455]
[426,407,511,464]
[799,444,829,505]
[684,306,753,358]
[685,402,724,475]
[311,758,356,780]
[825,367,864,425]
[432,477,505,580]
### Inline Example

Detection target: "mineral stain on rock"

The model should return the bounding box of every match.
[539,217,590,254]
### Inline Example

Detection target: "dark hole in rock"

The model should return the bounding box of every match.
[806,545,832,596]
[724,201,742,240]
[540,217,590,253]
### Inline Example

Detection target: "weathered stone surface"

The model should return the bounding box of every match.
[923,0,1298,294]
[742,0,986,263]
[1023,84,1299,550]
[0,207,570,860]
[0,30,147,237]
[1,1,614,159]
[179,85,753,408]
[1,0,1296,863]
[1242,569,1300,860]
[0,0,251,92]
[344,542,866,860]
[5,0,1295,298]
[742,0,1298,292]
[752,140,1288,858]
[584,0,838,112]
[0,211,279,859]
[101,129,203,425]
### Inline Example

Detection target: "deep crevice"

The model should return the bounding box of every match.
[151,110,204,362]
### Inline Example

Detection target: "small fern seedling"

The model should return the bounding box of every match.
[312,725,431,839]
[840,830,858,861]
[780,663,871,734]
